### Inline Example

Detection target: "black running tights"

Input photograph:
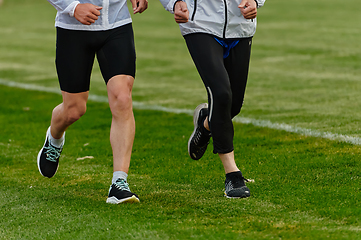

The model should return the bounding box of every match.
[184,33,252,154]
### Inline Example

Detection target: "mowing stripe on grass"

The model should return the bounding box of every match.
[2,78,361,146]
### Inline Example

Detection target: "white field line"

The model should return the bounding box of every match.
[2,79,361,145]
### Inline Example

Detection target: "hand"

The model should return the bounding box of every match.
[130,0,148,14]
[74,3,102,25]
[239,0,257,19]
[174,1,189,23]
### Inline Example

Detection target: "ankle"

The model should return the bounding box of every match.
[203,118,210,132]
[48,127,65,148]
[201,120,211,134]
[112,171,128,184]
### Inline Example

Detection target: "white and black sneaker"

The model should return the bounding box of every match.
[188,103,212,160]
[106,178,140,204]
[37,128,63,178]
[224,171,250,198]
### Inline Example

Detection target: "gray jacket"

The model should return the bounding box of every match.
[159,0,266,39]
[47,0,131,30]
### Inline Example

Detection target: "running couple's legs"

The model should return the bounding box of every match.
[37,24,139,204]
[185,33,252,198]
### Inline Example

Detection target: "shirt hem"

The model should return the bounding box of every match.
[54,18,132,31]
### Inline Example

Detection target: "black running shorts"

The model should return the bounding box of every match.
[55,23,136,93]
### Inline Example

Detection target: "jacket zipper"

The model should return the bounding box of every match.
[222,0,228,38]
[191,0,197,21]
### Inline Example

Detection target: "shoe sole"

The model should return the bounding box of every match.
[224,193,251,199]
[106,195,140,204]
[187,103,208,160]
[224,189,251,199]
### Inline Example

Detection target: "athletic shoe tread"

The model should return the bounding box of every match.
[188,103,211,160]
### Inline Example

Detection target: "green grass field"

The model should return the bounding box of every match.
[1,0,361,239]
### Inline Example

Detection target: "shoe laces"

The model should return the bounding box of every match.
[114,179,131,192]
[44,144,62,162]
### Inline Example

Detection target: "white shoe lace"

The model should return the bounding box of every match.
[44,144,62,162]
[114,179,131,192]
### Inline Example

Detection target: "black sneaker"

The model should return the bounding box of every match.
[106,178,140,204]
[224,171,250,198]
[188,103,211,160]
[37,129,63,178]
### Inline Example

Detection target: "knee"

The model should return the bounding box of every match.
[107,76,134,115]
[63,103,87,124]
[231,100,244,118]
[109,92,132,115]
[213,88,232,108]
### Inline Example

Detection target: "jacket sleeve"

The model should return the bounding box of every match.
[158,0,179,14]
[255,0,266,8]
[47,0,80,16]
